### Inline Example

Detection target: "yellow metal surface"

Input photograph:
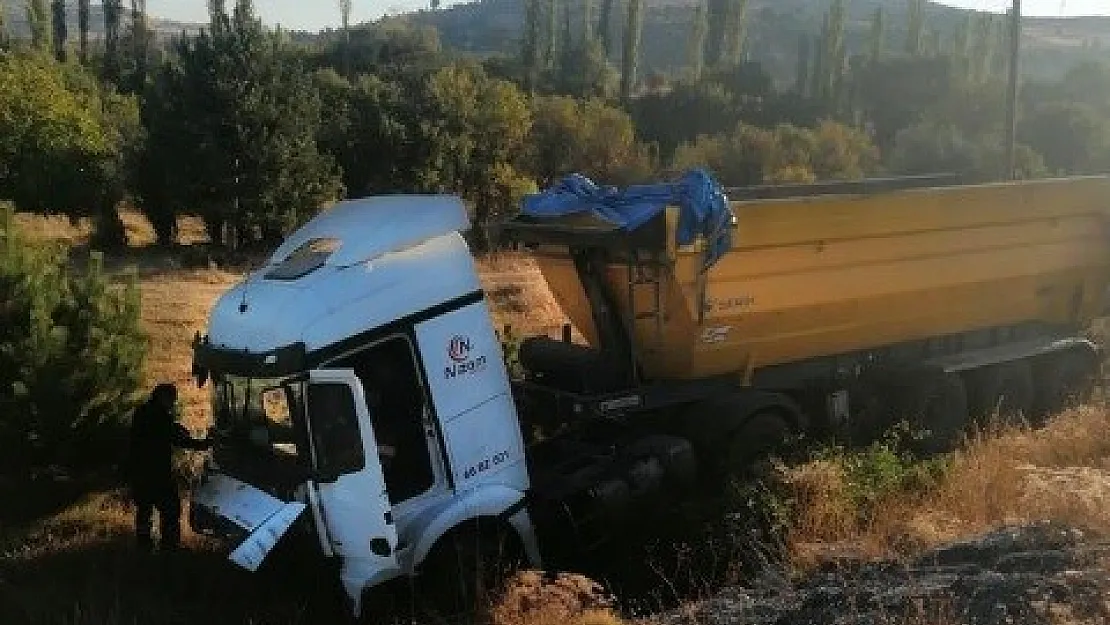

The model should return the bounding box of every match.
[532,176,1110,380]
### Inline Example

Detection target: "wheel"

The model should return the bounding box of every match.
[1033,350,1098,422]
[620,435,698,490]
[417,521,526,623]
[965,361,1034,427]
[723,411,795,479]
[898,370,969,456]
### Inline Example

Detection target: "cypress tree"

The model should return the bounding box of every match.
[27,0,50,52]
[620,0,642,103]
[51,0,66,61]
[582,0,594,44]
[78,0,90,62]
[598,0,614,58]
[522,0,543,89]
[723,0,749,65]
[546,0,558,69]
[689,0,708,79]
[906,0,924,56]
[339,0,352,75]
[869,7,885,64]
[795,33,810,95]
[103,0,122,80]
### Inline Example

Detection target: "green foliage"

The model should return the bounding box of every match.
[425,62,535,249]
[889,121,1047,180]
[0,207,147,471]
[811,425,949,523]
[672,120,879,186]
[1019,102,1110,175]
[0,53,135,236]
[138,1,342,246]
[529,95,655,187]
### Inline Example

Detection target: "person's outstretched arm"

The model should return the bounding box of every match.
[172,423,213,451]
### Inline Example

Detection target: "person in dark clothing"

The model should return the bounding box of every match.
[126,383,212,553]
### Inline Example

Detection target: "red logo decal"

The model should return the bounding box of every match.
[448,336,472,362]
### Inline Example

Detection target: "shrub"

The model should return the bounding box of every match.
[0,207,147,472]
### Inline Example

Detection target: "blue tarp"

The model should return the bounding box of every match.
[520,169,734,268]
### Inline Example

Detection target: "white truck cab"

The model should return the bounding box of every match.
[189,196,541,616]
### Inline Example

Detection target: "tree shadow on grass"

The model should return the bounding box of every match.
[0,532,365,625]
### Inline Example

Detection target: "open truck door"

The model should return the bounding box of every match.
[304,369,401,616]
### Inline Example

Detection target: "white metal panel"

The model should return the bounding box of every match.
[206,233,482,356]
[414,300,511,423]
[228,502,307,571]
[438,393,529,491]
[267,195,469,268]
[414,302,529,493]
[191,473,288,533]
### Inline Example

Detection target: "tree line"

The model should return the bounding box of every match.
[1,0,1109,254]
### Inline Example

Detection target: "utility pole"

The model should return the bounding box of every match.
[1004,0,1021,180]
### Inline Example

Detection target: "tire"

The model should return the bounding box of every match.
[965,361,1035,427]
[1033,349,1098,422]
[417,520,526,623]
[620,435,698,490]
[898,370,970,456]
[722,411,795,479]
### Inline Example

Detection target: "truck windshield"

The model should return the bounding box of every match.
[212,375,305,459]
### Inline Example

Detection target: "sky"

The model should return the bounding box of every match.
[145,0,1109,32]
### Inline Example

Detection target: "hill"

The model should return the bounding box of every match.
[0,1,200,41]
[405,0,1110,84]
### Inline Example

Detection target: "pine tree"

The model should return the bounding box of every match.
[689,0,708,79]
[78,0,90,62]
[51,0,66,61]
[906,0,924,56]
[620,0,642,103]
[869,7,885,64]
[795,33,810,95]
[27,0,50,52]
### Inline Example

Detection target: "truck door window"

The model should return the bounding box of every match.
[333,336,436,505]
[307,383,365,477]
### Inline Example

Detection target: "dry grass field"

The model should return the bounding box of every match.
[6,210,1110,625]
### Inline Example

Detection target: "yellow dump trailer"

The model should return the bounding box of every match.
[527,176,1110,381]
[506,174,1110,459]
